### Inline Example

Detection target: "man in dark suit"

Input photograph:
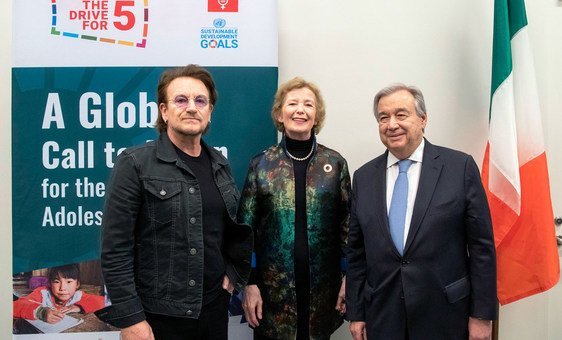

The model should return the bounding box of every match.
[346,84,497,340]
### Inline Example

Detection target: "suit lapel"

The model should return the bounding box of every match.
[373,151,393,245]
[404,141,443,254]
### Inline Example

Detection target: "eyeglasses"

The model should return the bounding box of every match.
[169,95,209,109]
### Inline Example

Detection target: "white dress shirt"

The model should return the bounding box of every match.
[386,139,425,248]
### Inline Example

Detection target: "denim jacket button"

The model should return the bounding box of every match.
[190,248,197,255]
[189,280,196,286]
[186,310,193,315]
[188,187,195,194]
[189,217,196,224]
[159,189,166,196]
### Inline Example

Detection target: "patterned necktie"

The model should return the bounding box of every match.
[389,159,413,255]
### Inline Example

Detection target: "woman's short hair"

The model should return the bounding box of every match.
[155,64,217,134]
[271,77,326,135]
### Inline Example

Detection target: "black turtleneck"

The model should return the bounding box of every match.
[285,134,314,340]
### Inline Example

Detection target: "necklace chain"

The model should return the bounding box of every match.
[286,144,314,161]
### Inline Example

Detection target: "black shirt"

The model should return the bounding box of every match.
[175,144,227,306]
[286,134,314,340]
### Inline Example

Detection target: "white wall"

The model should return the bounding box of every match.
[276,0,561,339]
[1,0,560,338]
[0,0,12,338]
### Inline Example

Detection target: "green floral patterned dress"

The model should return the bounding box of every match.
[238,136,351,339]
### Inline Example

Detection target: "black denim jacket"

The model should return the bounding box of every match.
[95,133,252,328]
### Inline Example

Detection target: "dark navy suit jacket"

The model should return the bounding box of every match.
[346,140,497,339]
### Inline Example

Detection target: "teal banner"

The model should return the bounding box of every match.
[12,66,277,273]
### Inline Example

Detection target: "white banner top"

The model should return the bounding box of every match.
[13,0,278,67]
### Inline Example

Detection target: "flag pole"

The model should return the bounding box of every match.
[492,306,499,340]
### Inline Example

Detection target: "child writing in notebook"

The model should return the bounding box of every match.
[13,263,105,324]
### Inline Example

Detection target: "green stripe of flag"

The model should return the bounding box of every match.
[507,0,528,38]
[490,0,529,117]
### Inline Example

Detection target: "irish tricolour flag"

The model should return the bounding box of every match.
[481,0,559,305]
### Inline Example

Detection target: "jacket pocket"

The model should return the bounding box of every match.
[444,276,471,303]
[143,179,182,224]
[428,197,461,217]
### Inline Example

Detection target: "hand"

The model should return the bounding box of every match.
[349,321,367,340]
[121,321,155,340]
[222,275,234,294]
[242,284,263,328]
[44,309,65,324]
[468,317,492,340]
[59,305,81,314]
[335,275,346,314]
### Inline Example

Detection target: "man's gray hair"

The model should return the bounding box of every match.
[373,83,427,121]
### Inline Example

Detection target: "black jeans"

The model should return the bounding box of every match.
[146,290,231,340]
[254,331,331,340]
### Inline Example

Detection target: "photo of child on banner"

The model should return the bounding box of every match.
[13,261,112,334]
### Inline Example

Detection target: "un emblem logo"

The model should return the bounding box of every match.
[213,18,226,28]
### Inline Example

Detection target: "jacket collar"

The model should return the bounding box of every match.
[155,132,228,166]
